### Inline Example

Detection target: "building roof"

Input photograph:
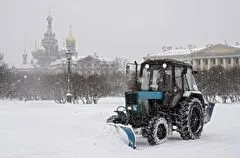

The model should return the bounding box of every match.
[144,47,204,60]
[49,58,66,66]
[192,44,240,58]
[144,44,240,61]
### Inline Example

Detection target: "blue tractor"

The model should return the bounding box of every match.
[107,59,215,149]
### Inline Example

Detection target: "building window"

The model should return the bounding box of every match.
[211,59,216,65]
[226,58,231,64]
[219,58,223,64]
[196,59,200,65]
[204,59,208,65]
[235,58,239,64]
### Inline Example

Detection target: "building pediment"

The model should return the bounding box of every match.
[192,44,240,57]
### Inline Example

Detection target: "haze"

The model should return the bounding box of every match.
[1,0,240,65]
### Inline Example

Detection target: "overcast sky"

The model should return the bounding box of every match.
[1,0,240,65]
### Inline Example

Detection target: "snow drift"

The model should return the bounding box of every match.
[0,98,239,158]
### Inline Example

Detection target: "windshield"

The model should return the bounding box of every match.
[141,64,172,91]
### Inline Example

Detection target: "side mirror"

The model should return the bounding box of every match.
[126,62,139,78]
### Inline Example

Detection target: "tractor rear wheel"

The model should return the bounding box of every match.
[147,116,169,145]
[177,98,204,140]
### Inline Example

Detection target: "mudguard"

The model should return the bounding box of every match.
[108,123,136,149]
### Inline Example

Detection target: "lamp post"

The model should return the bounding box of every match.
[66,50,72,103]
[24,75,27,101]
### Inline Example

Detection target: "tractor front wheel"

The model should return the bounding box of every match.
[147,116,169,145]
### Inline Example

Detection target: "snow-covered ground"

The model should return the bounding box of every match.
[0,98,239,158]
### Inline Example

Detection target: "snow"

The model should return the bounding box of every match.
[147,47,205,57]
[0,98,239,158]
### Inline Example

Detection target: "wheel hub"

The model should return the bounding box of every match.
[157,124,167,140]
[190,107,201,133]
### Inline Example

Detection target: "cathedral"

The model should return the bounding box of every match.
[17,13,121,75]
[17,13,78,73]
[30,14,77,68]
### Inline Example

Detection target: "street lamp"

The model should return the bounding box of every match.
[66,49,73,103]
[24,75,27,101]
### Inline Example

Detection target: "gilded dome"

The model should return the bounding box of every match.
[66,25,76,46]
[66,34,76,45]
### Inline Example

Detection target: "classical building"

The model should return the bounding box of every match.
[144,44,240,71]
[192,44,240,71]
[75,53,119,76]
[47,53,122,76]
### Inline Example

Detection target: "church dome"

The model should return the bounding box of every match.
[66,25,76,47]
[66,34,76,45]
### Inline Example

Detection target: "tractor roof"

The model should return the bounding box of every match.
[143,59,192,69]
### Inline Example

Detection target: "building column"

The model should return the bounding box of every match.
[208,58,211,70]
[238,57,240,67]
[215,58,218,66]
[192,59,196,70]
[200,59,203,71]
[231,57,234,67]
[223,58,226,69]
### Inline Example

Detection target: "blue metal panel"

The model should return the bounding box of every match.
[108,123,136,149]
[136,91,163,100]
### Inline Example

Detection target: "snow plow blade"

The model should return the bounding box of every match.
[204,102,215,124]
[108,123,136,149]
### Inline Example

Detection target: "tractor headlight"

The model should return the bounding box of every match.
[145,64,150,69]
[127,106,132,110]
[162,63,167,68]
[127,105,138,111]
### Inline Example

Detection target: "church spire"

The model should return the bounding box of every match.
[22,48,28,65]
[66,25,77,57]
[23,47,26,55]
[46,8,53,34]
[70,25,72,35]
[47,16,53,34]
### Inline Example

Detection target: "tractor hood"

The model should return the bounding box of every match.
[136,91,164,100]
[125,91,164,105]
